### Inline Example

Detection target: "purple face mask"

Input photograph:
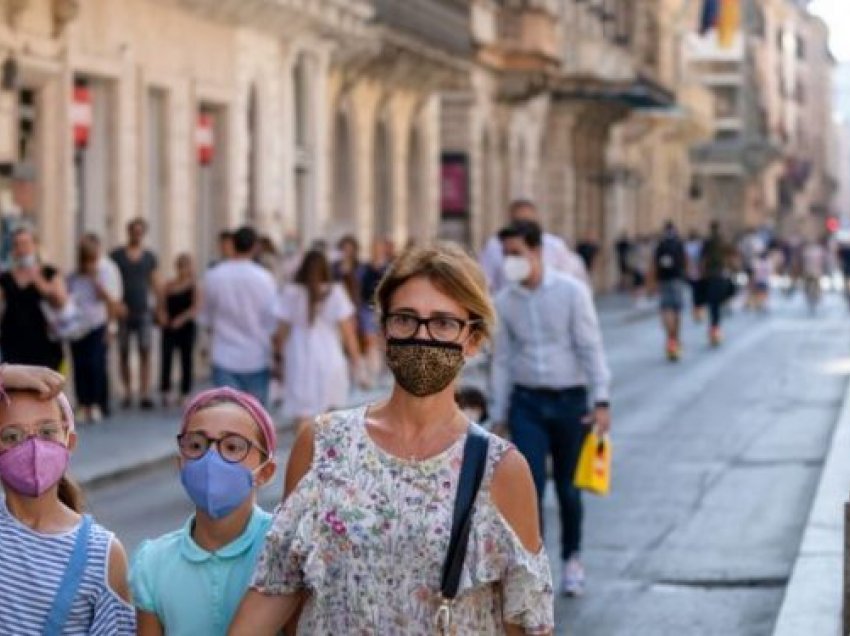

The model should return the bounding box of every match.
[0,438,69,497]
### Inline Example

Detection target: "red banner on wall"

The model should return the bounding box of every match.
[441,153,468,217]
[71,84,92,149]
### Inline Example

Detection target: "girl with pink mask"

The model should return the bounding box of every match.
[0,364,135,634]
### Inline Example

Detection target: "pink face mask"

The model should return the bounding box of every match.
[0,438,69,497]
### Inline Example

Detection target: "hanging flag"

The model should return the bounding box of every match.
[699,0,719,35]
[717,0,741,48]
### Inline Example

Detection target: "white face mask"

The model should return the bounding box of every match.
[503,255,532,284]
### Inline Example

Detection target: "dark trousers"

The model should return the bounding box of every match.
[160,323,196,396]
[705,276,727,328]
[70,326,108,408]
[508,385,589,560]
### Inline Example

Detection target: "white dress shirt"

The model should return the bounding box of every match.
[478,232,589,293]
[490,269,611,422]
[199,259,277,373]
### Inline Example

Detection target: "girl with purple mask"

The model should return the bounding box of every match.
[130,387,278,636]
[0,364,135,634]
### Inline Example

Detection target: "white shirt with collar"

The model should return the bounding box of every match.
[198,259,278,373]
[490,269,611,423]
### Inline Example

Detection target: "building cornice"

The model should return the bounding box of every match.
[168,0,373,41]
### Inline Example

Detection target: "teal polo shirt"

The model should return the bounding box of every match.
[130,507,273,636]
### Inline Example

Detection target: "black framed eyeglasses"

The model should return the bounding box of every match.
[177,431,267,464]
[383,312,480,343]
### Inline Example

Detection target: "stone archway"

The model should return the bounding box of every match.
[331,103,356,233]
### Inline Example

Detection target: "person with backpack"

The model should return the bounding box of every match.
[130,387,277,636]
[0,365,135,634]
[651,222,687,361]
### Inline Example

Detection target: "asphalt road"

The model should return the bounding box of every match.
[87,291,850,635]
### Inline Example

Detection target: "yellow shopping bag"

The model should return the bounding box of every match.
[573,431,611,496]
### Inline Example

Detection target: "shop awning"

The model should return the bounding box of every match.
[553,74,676,110]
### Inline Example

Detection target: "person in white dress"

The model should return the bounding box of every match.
[274,250,363,432]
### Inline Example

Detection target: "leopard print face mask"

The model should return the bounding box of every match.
[385,338,465,397]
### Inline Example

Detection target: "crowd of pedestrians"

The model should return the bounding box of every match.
[0,237,557,633]
[0,198,846,634]
[0,220,405,429]
[615,220,840,359]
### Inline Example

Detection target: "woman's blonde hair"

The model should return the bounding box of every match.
[375,242,496,342]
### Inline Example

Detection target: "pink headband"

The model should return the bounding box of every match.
[0,390,75,432]
[181,387,277,454]
[57,393,75,432]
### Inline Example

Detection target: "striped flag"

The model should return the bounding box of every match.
[717,0,741,48]
[699,0,719,35]
[698,0,740,48]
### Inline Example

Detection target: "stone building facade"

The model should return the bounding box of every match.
[0,0,375,268]
[689,0,836,239]
[447,0,713,287]
[0,0,837,288]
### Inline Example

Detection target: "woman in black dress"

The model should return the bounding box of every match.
[0,227,67,371]
[159,253,200,406]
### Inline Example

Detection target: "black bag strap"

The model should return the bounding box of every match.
[440,425,490,600]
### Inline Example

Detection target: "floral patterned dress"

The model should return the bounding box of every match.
[252,406,554,635]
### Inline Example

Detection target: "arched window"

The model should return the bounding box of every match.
[499,131,511,215]
[332,105,355,227]
[407,125,424,241]
[512,137,527,198]
[246,84,259,222]
[480,130,495,238]
[373,112,393,239]
[293,54,314,241]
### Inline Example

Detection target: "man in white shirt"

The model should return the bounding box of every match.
[199,226,277,404]
[478,199,589,292]
[491,220,611,599]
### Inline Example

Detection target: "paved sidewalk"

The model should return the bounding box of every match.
[595,292,659,326]
[772,356,850,636]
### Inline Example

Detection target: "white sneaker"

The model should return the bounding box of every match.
[90,406,103,423]
[561,557,586,597]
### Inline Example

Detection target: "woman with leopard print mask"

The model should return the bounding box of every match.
[231,242,554,636]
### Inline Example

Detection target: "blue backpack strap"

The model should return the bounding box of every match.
[43,514,93,636]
